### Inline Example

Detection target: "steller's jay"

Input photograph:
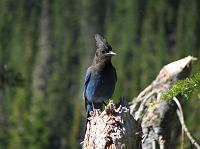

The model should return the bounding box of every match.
[83,34,117,119]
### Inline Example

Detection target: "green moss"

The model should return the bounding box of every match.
[161,73,200,100]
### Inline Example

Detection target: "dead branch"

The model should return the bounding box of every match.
[173,97,200,149]
[130,56,197,149]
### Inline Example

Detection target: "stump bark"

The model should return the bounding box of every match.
[82,100,138,149]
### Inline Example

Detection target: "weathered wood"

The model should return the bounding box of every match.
[82,100,138,149]
[130,56,197,149]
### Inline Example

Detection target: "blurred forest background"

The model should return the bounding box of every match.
[0,0,200,148]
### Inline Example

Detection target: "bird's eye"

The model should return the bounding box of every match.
[102,50,106,54]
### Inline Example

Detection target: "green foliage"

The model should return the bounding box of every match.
[162,73,200,100]
[0,64,24,87]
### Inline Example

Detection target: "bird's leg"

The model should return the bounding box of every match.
[93,103,104,111]
[92,103,95,111]
[103,101,107,106]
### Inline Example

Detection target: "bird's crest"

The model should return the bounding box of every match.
[95,34,107,50]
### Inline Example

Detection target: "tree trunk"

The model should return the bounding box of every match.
[32,0,51,99]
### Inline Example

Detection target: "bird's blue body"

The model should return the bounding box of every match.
[83,34,117,117]
[84,62,116,112]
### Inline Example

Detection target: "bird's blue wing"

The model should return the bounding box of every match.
[83,68,92,115]
[83,68,91,99]
[84,68,91,86]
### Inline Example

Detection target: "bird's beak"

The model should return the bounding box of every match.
[107,51,117,56]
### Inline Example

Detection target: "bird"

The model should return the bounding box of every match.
[83,34,117,119]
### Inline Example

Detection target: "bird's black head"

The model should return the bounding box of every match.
[94,34,116,64]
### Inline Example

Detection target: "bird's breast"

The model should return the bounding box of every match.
[85,67,116,102]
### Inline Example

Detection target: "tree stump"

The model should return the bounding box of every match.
[82,100,138,149]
